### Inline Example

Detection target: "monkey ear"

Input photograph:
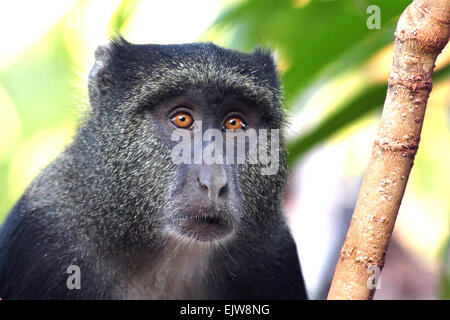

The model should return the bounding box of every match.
[88,36,132,105]
[251,47,281,92]
[251,47,278,74]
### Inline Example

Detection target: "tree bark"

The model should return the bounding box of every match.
[327,0,450,300]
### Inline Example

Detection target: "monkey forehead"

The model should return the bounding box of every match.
[90,38,284,123]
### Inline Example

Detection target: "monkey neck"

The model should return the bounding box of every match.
[121,234,217,299]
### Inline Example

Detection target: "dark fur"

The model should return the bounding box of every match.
[0,39,307,299]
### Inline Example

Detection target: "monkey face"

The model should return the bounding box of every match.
[145,89,262,243]
[86,40,287,250]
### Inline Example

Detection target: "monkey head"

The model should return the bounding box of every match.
[85,38,287,252]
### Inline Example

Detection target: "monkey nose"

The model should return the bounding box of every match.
[197,164,228,201]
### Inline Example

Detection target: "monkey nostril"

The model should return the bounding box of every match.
[218,182,228,198]
[210,179,228,201]
[197,177,208,190]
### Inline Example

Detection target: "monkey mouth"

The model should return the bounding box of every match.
[169,214,233,242]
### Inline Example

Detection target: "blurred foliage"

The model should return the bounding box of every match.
[213,0,410,103]
[288,65,449,166]
[440,236,450,299]
[0,22,80,218]
[0,0,448,298]
[109,0,140,35]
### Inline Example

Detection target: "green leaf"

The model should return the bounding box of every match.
[0,27,78,134]
[211,0,411,105]
[109,0,140,35]
[286,64,450,167]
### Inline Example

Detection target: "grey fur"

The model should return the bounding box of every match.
[0,39,307,299]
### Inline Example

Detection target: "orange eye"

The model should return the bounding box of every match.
[224,116,246,130]
[171,112,193,128]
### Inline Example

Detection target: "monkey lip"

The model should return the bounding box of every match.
[170,215,233,242]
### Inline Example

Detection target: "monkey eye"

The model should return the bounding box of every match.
[223,116,247,131]
[170,112,193,129]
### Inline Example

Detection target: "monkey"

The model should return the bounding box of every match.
[0,38,308,300]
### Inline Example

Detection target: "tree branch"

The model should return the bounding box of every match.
[327,0,450,300]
